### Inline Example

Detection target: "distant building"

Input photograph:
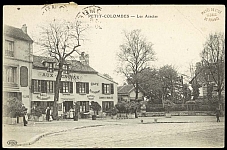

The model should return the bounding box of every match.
[3,24,33,113]
[117,84,144,102]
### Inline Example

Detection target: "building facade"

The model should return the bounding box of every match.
[31,55,118,118]
[117,84,144,102]
[3,24,33,113]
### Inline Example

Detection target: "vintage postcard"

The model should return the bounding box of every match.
[3,3,225,148]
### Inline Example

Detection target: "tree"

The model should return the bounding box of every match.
[159,65,178,103]
[4,97,27,118]
[200,32,225,109]
[117,29,156,101]
[182,83,192,102]
[39,19,88,119]
[90,101,101,115]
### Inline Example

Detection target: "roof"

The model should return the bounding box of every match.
[33,55,98,73]
[117,84,134,94]
[4,25,33,42]
[97,73,118,84]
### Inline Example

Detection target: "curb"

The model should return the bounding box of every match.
[16,124,104,146]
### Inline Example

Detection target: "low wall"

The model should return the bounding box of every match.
[138,111,216,117]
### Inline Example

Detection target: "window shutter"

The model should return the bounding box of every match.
[60,81,63,93]
[31,79,34,93]
[102,83,104,94]
[41,80,46,93]
[86,82,89,94]
[70,82,73,93]
[110,84,114,94]
[86,101,89,112]
[76,82,79,93]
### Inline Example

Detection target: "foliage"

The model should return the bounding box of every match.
[117,29,156,100]
[90,101,101,115]
[31,105,46,117]
[4,97,27,118]
[200,32,225,103]
[109,107,118,116]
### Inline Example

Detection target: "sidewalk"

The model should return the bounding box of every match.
[2,116,224,147]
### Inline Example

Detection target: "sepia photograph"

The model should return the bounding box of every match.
[2,3,225,148]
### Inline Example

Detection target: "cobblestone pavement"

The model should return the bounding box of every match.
[20,120,224,148]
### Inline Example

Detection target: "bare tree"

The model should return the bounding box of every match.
[39,19,88,119]
[117,29,156,101]
[200,32,225,108]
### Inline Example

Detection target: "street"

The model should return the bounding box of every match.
[21,119,224,148]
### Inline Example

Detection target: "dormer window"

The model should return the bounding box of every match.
[63,64,69,74]
[47,62,54,72]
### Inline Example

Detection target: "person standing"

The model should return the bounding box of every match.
[46,107,50,121]
[216,108,221,122]
[23,111,28,126]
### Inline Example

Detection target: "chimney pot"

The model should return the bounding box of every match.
[22,24,27,34]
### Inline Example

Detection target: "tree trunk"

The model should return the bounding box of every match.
[135,82,139,100]
[53,63,63,120]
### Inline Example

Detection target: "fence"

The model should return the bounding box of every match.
[146,103,216,112]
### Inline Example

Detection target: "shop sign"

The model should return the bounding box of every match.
[91,83,99,86]
[38,72,82,81]
[99,96,113,99]
[90,89,100,94]
[37,93,50,100]
[87,95,95,100]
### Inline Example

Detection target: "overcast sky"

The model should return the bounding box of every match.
[3,4,225,85]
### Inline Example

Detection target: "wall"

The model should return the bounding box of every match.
[3,35,33,113]
[129,89,144,100]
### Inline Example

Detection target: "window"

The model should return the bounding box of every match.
[47,62,54,72]
[32,80,53,93]
[78,101,89,112]
[102,83,114,94]
[5,66,17,83]
[47,81,55,93]
[63,64,69,74]
[63,82,69,93]
[60,81,73,93]
[76,82,89,94]
[5,40,14,57]
[102,101,114,112]
[34,80,41,92]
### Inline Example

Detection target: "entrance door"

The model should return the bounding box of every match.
[63,101,73,118]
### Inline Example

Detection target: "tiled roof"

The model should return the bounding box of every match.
[33,55,98,73]
[117,84,134,94]
[4,25,33,42]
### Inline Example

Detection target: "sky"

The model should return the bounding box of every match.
[3,4,225,85]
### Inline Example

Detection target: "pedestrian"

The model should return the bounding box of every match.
[23,111,28,126]
[46,107,50,121]
[216,108,221,122]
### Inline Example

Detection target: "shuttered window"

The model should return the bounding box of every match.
[76,82,89,94]
[102,83,114,94]
[60,81,73,93]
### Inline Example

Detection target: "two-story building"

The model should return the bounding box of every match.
[3,24,33,113]
[31,53,118,118]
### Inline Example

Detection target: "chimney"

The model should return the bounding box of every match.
[79,52,89,66]
[21,24,27,34]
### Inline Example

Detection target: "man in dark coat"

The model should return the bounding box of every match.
[46,107,50,121]
[216,108,221,122]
